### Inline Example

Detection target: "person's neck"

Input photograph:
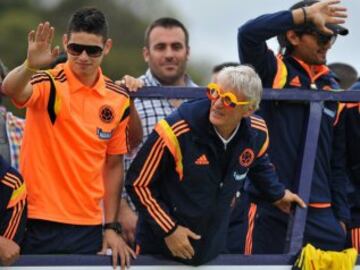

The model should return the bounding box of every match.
[156,74,187,86]
[76,71,99,88]
[214,124,238,140]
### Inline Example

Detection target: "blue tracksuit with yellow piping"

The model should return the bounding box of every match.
[126,99,286,265]
[234,10,349,253]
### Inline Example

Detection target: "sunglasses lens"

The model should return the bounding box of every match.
[316,32,336,45]
[67,44,103,57]
[222,96,235,108]
[85,46,103,57]
[207,87,219,100]
[67,44,82,56]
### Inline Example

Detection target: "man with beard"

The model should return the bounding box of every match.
[119,17,197,246]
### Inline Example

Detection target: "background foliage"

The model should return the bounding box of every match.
[0,0,208,116]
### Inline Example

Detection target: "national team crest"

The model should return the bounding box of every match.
[99,105,114,123]
[239,148,255,167]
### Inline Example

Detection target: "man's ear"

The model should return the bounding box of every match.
[186,46,190,61]
[103,39,112,56]
[286,30,301,46]
[242,106,256,118]
[143,47,149,63]
[62,34,68,51]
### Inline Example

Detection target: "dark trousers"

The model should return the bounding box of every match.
[227,193,347,254]
[21,219,102,254]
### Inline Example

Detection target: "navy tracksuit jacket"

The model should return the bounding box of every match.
[235,10,349,252]
[126,99,286,265]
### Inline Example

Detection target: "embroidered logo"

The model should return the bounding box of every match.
[97,128,113,140]
[233,170,248,181]
[195,154,209,165]
[239,148,255,167]
[289,76,301,87]
[99,105,114,123]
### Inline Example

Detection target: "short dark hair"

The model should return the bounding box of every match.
[144,17,189,48]
[277,1,319,55]
[67,7,109,40]
[212,62,239,74]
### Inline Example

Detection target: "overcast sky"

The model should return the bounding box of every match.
[162,0,360,76]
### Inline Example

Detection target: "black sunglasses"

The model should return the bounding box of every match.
[296,30,337,46]
[67,43,103,57]
[313,32,337,46]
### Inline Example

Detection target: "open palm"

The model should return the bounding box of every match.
[27,22,59,69]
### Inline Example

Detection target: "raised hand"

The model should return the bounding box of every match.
[307,0,347,35]
[27,21,60,69]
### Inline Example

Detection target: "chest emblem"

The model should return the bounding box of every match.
[239,148,255,167]
[195,154,209,165]
[289,76,301,87]
[99,105,114,123]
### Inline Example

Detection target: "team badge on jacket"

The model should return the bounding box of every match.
[99,105,114,123]
[239,148,255,167]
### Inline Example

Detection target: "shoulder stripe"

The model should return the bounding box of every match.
[172,120,186,129]
[105,82,129,98]
[54,70,67,82]
[31,78,51,86]
[251,124,268,134]
[55,76,67,83]
[55,69,65,78]
[31,72,49,80]
[31,72,50,85]
[173,124,190,137]
[250,117,267,130]
[105,82,128,94]
[250,116,269,157]
[250,116,266,125]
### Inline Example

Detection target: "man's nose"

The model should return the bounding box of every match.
[164,47,174,58]
[78,50,89,59]
[213,97,224,109]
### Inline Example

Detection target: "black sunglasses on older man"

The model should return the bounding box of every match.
[67,43,103,57]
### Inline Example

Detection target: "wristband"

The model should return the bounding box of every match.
[24,59,39,73]
[103,222,122,234]
[301,7,307,25]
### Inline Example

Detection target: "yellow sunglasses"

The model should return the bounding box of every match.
[206,83,252,108]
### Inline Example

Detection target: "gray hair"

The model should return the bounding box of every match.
[217,65,262,111]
